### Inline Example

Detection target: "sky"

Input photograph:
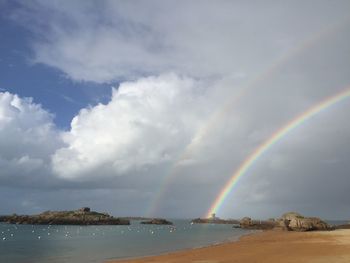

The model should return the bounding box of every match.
[0,0,350,219]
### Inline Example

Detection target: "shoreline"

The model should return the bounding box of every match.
[106,229,259,262]
[108,229,350,263]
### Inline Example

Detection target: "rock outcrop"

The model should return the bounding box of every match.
[240,217,253,227]
[140,218,173,225]
[238,217,276,230]
[0,208,130,225]
[237,212,331,231]
[275,212,331,231]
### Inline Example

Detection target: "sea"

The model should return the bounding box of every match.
[0,220,252,263]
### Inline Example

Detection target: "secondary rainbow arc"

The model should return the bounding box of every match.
[147,18,348,216]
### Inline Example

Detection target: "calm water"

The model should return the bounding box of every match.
[0,220,251,263]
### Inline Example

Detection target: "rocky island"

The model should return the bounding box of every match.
[140,218,173,225]
[191,213,239,224]
[0,207,130,225]
[191,218,240,224]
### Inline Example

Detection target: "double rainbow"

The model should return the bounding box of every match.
[147,18,347,216]
[206,87,350,218]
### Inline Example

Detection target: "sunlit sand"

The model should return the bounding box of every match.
[110,230,350,263]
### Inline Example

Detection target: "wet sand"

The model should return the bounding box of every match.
[108,229,350,263]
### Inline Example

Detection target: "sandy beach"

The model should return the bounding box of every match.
[109,229,350,263]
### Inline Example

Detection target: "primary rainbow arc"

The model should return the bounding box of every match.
[206,87,350,218]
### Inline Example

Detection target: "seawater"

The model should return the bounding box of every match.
[0,220,251,263]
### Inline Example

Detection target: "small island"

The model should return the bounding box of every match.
[192,213,239,224]
[0,207,130,225]
[140,218,173,225]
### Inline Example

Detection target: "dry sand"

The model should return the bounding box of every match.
[108,229,350,263]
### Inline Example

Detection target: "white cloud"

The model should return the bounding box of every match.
[0,92,62,184]
[52,74,213,179]
[0,92,61,159]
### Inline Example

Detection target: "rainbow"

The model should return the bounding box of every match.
[147,18,347,216]
[206,87,350,218]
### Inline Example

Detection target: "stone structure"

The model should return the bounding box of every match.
[79,207,91,213]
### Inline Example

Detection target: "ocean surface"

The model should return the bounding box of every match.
[0,220,251,263]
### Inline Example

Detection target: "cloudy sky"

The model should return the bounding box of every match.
[1,0,350,219]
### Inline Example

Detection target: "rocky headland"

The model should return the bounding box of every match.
[0,207,130,225]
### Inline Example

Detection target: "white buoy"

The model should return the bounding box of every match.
[38,236,41,239]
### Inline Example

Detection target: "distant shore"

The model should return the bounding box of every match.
[108,229,350,263]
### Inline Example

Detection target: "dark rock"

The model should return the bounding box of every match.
[140,218,173,225]
[191,218,240,224]
[239,217,276,230]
